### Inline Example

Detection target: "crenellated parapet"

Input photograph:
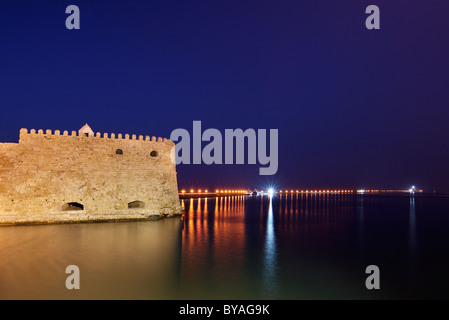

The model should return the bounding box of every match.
[19,125,174,146]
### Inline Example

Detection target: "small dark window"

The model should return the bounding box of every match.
[116,149,123,155]
[84,133,89,137]
[150,151,158,157]
[128,201,145,209]
[62,202,84,211]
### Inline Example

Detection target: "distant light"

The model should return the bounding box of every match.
[216,190,219,193]
[268,188,274,195]
[190,189,194,193]
[205,189,208,193]
[198,189,202,193]
[181,190,186,193]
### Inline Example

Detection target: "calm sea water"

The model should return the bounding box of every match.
[1,194,449,300]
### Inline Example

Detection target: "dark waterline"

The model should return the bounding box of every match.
[1,194,449,299]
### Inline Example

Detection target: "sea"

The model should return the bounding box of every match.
[1,193,448,300]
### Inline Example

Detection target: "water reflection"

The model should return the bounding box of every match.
[409,195,416,264]
[179,194,362,299]
[0,219,182,300]
[262,195,277,298]
[2,194,443,299]
[180,195,248,299]
[357,194,365,255]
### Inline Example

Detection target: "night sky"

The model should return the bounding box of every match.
[1,1,448,191]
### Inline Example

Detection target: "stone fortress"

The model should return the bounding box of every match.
[0,124,183,225]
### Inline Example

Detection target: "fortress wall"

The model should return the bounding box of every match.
[0,128,183,224]
[16,128,175,170]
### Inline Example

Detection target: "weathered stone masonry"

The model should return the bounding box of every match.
[0,124,183,225]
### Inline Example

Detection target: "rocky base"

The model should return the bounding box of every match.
[0,211,184,226]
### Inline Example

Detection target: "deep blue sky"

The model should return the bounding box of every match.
[1,1,448,191]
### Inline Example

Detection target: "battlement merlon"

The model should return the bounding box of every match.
[18,126,175,146]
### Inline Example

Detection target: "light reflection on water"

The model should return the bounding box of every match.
[408,195,416,270]
[1,194,449,299]
[0,219,182,300]
[263,196,277,298]
[179,194,367,299]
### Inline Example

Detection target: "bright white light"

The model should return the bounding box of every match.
[268,188,274,195]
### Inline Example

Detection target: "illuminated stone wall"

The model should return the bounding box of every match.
[0,125,183,225]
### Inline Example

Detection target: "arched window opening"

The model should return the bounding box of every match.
[128,201,145,209]
[150,151,158,157]
[62,202,84,211]
[116,149,123,155]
